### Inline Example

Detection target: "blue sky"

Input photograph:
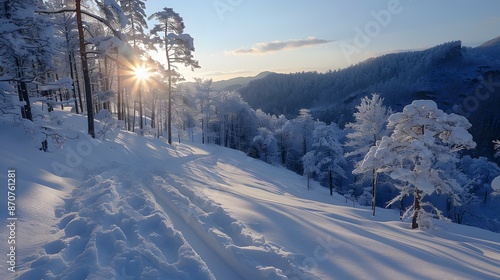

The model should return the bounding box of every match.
[145,0,500,81]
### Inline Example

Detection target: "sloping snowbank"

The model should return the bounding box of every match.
[1,109,499,280]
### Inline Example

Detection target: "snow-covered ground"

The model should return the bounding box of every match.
[1,110,499,280]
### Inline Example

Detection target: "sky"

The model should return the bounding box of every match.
[144,0,500,82]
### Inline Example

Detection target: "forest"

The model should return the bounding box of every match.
[1,0,500,232]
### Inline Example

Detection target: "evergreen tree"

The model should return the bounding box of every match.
[249,127,279,165]
[345,94,391,161]
[302,123,346,192]
[361,100,476,229]
[346,93,392,215]
[149,8,200,144]
[119,0,149,129]
[282,109,315,173]
[0,0,56,121]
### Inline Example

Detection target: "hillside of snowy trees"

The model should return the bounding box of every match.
[237,39,500,161]
[1,0,499,233]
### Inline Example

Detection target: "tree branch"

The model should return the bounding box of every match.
[36,8,123,39]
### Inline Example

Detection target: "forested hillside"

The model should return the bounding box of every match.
[237,38,500,161]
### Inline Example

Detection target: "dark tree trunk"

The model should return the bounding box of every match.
[372,170,378,217]
[151,98,156,129]
[19,80,32,121]
[329,169,333,196]
[76,0,95,138]
[15,59,32,121]
[412,189,422,229]
[68,52,79,114]
[138,88,143,131]
[116,54,122,120]
[72,52,84,113]
[165,28,173,144]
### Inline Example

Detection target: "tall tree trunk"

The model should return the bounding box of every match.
[72,52,84,113]
[138,87,143,131]
[64,26,79,114]
[329,169,333,196]
[126,89,132,131]
[132,98,136,132]
[116,53,122,120]
[151,97,156,129]
[15,59,33,121]
[412,189,422,229]
[103,56,110,111]
[76,0,95,138]
[19,80,32,121]
[165,28,173,144]
[68,51,79,114]
[167,64,173,144]
[372,170,378,217]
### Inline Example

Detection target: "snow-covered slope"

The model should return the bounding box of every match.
[1,111,499,279]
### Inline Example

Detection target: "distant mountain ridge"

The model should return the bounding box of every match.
[235,36,500,161]
[181,71,274,92]
[211,71,274,91]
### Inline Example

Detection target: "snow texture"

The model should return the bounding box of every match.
[0,106,499,280]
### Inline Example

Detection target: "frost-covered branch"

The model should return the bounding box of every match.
[36,7,123,39]
[494,140,500,157]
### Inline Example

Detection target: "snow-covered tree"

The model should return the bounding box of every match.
[118,0,149,128]
[193,78,215,144]
[149,7,200,144]
[492,140,500,193]
[494,140,500,158]
[314,123,346,191]
[346,93,392,215]
[120,0,148,48]
[361,100,476,229]
[282,109,315,174]
[451,156,500,224]
[39,0,127,137]
[249,127,279,165]
[345,94,392,161]
[0,0,56,121]
[302,151,318,190]
[49,1,82,114]
[302,123,346,192]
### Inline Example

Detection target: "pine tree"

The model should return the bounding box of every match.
[361,100,476,229]
[149,8,200,144]
[346,93,391,215]
[119,0,149,128]
[249,127,279,165]
[302,123,346,191]
[0,0,56,121]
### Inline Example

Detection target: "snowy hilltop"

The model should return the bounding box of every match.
[1,106,499,279]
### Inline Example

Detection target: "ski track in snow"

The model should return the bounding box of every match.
[15,147,310,280]
[18,169,215,280]
[3,118,499,280]
[146,172,312,280]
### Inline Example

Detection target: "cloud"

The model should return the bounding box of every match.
[229,37,333,55]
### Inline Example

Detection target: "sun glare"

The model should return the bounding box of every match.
[134,66,150,80]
